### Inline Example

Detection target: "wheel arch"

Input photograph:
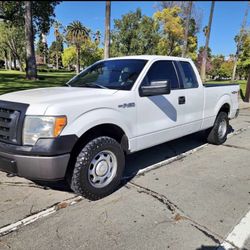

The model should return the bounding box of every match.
[65,123,129,180]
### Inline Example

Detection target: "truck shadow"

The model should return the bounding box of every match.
[123,124,234,182]
[32,125,234,193]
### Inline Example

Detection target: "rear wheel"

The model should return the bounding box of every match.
[69,136,125,200]
[207,112,229,145]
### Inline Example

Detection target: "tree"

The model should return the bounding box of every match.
[80,39,103,67]
[104,1,111,59]
[94,30,101,45]
[154,6,184,56]
[62,40,103,71]
[53,20,64,69]
[36,33,48,65]
[0,22,25,71]
[245,68,250,102]
[111,9,159,56]
[66,21,90,74]
[48,40,63,68]
[24,1,37,79]
[0,1,60,78]
[231,2,250,82]
[237,31,250,80]
[200,1,215,82]
[196,46,212,75]
[62,46,76,70]
[218,60,234,79]
[209,54,224,79]
[182,1,193,57]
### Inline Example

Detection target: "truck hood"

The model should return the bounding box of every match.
[0,87,118,115]
[0,87,118,105]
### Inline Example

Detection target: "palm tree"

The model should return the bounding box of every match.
[53,20,63,70]
[24,1,37,79]
[66,21,89,74]
[94,30,101,45]
[104,1,111,59]
[200,1,215,82]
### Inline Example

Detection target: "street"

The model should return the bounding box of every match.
[0,106,250,250]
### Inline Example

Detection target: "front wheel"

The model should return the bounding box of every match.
[207,112,229,145]
[69,136,125,200]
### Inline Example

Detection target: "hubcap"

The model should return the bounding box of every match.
[88,150,117,188]
[218,119,227,139]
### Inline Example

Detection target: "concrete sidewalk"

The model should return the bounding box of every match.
[0,108,250,250]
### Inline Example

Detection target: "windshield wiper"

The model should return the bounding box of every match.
[84,83,109,89]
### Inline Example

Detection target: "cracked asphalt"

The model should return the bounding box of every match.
[0,106,250,250]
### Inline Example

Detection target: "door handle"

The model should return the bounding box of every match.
[178,96,186,105]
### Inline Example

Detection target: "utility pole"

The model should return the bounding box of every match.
[104,1,111,59]
[231,2,250,82]
[182,1,193,58]
[200,1,215,82]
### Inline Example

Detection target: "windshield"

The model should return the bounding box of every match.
[67,59,147,90]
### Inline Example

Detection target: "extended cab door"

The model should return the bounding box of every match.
[175,61,204,133]
[135,60,187,151]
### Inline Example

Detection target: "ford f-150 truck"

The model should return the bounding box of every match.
[0,56,239,200]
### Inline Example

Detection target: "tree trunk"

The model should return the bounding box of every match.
[8,50,12,70]
[244,68,250,102]
[76,47,80,74]
[56,52,59,70]
[231,4,249,82]
[16,56,24,72]
[182,1,193,58]
[104,1,111,59]
[200,1,215,82]
[4,57,8,70]
[13,56,17,70]
[43,52,47,65]
[24,1,37,80]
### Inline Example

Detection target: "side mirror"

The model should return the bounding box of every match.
[139,80,171,97]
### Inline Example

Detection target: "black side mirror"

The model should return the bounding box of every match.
[139,80,171,97]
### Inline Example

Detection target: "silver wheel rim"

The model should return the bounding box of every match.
[218,119,227,139]
[88,150,117,188]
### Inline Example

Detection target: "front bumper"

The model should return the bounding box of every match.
[0,134,78,181]
[0,151,70,180]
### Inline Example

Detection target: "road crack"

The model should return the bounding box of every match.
[127,181,239,249]
[222,144,250,152]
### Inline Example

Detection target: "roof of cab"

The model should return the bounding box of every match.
[103,55,192,62]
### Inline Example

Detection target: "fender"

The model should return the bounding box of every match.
[214,94,232,118]
[61,107,134,142]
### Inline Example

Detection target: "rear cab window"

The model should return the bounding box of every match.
[178,61,199,89]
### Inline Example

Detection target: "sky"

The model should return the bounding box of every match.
[46,1,250,56]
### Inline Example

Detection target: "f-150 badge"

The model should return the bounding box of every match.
[118,103,135,108]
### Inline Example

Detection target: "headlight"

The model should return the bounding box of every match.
[23,116,67,146]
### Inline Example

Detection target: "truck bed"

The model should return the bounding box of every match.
[203,83,239,87]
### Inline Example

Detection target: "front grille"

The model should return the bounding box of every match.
[0,101,29,145]
[0,107,20,143]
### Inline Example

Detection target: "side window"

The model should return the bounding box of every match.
[179,61,198,89]
[141,61,180,90]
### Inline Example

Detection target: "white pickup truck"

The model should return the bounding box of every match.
[0,56,239,200]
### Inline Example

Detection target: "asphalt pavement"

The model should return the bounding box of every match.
[0,105,250,250]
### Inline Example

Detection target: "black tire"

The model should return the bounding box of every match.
[69,136,125,200]
[207,112,229,145]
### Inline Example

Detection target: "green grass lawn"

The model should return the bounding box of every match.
[0,70,75,95]
[0,70,247,98]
